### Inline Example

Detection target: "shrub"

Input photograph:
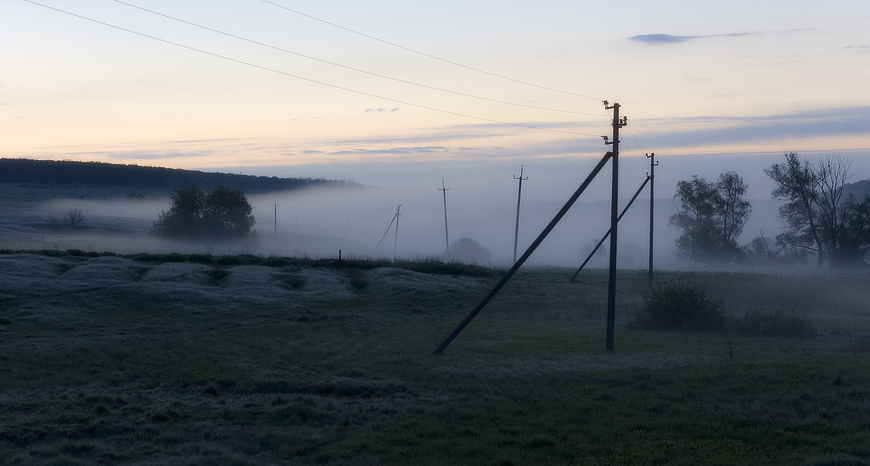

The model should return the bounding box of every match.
[151,185,256,240]
[634,281,725,331]
[732,309,815,337]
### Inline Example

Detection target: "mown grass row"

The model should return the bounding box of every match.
[0,248,499,277]
[2,253,870,464]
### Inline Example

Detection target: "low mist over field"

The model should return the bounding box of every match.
[0,169,785,269]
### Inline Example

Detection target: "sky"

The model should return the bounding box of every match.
[2,0,870,263]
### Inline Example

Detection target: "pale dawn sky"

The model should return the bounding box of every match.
[2,0,869,195]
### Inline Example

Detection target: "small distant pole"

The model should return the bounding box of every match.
[273,199,279,240]
[439,179,450,255]
[513,165,528,264]
[646,152,658,287]
[393,204,402,261]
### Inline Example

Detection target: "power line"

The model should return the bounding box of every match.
[259,0,604,101]
[111,0,605,117]
[22,0,601,138]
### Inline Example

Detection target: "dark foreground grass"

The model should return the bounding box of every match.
[2,260,870,465]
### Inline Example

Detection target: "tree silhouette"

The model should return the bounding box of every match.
[766,153,870,267]
[669,172,751,263]
[152,185,256,240]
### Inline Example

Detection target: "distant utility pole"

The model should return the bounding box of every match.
[273,199,279,240]
[373,205,401,258]
[646,152,658,287]
[439,179,450,255]
[393,204,401,261]
[513,165,528,263]
[603,100,627,353]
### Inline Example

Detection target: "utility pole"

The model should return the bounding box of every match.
[513,165,528,264]
[603,101,627,352]
[646,152,658,287]
[439,179,450,255]
[273,199,279,240]
[393,204,401,261]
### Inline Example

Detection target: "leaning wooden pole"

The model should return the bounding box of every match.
[433,151,613,355]
[570,176,650,282]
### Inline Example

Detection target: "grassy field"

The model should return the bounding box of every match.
[1,251,870,465]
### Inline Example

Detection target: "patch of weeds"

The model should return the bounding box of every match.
[276,273,306,291]
[202,382,220,396]
[731,308,815,337]
[204,268,229,286]
[148,408,181,423]
[216,256,241,266]
[344,269,368,291]
[264,256,291,267]
[188,253,213,264]
[632,280,725,331]
[59,442,95,455]
[54,263,77,275]
[854,334,870,353]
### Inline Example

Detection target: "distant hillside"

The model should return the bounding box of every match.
[0,158,356,193]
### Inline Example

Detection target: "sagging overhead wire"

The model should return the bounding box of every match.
[22,0,601,138]
[110,0,604,118]
[259,0,604,102]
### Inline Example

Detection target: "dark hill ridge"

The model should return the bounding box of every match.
[0,158,356,193]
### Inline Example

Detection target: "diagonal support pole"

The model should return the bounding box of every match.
[570,176,650,282]
[433,151,613,355]
[373,211,398,255]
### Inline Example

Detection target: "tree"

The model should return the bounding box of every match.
[669,172,752,263]
[48,209,85,231]
[448,237,492,264]
[66,209,84,230]
[152,185,256,240]
[765,153,870,267]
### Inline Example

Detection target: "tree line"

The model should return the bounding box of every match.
[0,158,356,193]
[671,153,870,267]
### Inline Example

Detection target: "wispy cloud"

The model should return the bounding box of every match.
[363,108,400,113]
[638,106,870,148]
[630,32,751,45]
[327,146,448,156]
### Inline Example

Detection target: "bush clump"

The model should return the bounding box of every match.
[732,309,814,337]
[634,281,725,331]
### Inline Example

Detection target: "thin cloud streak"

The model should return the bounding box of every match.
[637,106,870,148]
[630,32,753,45]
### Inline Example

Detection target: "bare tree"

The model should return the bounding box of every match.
[66,209,84,230]
[766,153,870,267]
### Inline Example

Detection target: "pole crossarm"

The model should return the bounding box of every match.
[433,151,613,355]
[570,176,650,282]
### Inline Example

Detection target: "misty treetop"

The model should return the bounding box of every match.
[669,171,752,264]
[152,185,256,241]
